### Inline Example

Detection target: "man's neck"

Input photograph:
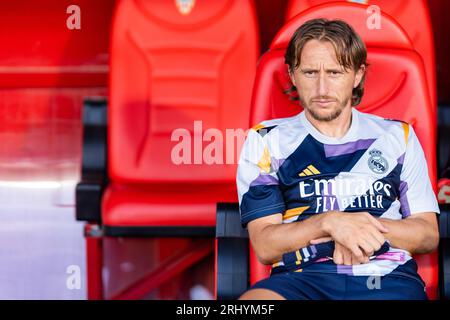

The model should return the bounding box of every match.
[305,106,353,139]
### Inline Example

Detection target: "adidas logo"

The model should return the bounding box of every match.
[299,165,320,177]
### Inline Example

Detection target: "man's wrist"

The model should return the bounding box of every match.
[320,210,339,235]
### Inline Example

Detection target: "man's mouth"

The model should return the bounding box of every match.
[313,99,335,107]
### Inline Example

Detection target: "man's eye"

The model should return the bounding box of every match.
[304,71,316,76]
[329,71,341,76]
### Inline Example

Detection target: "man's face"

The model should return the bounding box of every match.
[289,39,365,122]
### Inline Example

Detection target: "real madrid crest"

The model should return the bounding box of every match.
[175,0,195,15]
[368,149,388,174]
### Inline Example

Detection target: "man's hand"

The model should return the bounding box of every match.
[310,236,370,265]
[333,241,370,265]
[318,211,389,263]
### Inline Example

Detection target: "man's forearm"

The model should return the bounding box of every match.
[379,215,439,254]
[252,212,332,265]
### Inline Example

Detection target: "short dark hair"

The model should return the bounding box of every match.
[284,18,368,106]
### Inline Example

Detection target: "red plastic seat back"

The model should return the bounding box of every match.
[286,0,436,109]
[249,2,439,299]
[109,0,259,184]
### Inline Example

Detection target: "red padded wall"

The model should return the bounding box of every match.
[0,0,113,181]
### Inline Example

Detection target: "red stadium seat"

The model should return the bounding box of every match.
[286,0,437,110]
[108,0,258,184]
[77,0,259,299]
[247,2,439,299]
[106,0,258,226]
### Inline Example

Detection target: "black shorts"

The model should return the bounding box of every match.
[251,260,427,300]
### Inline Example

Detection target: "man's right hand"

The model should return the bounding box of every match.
[319,211,389,263]
[310,236,371,265]
[333,241,370,265]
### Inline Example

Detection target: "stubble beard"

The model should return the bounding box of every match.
[299,95,351,122]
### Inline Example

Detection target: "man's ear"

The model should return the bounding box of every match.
[288,69,297,87]
[353,64,366,88]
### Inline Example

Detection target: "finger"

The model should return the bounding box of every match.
[351,253,361,265]
[367,226,386,247]
[354,254,369,264]
[343,248,352,265]
[357,238,375,257]
[349,244,365,263]
[333,245,344,265]
[337,242,357,265]
[364,230,384,252]
[365,213,389,233]
[310,237,333,244]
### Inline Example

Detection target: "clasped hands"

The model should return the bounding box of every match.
[311,211,389,265]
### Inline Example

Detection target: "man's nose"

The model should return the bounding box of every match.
[317,71,329,97]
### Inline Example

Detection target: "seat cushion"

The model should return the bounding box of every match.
[102,183,238,227]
